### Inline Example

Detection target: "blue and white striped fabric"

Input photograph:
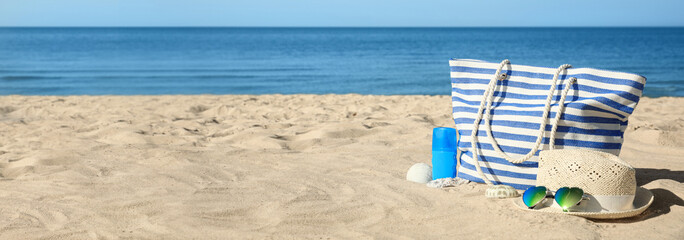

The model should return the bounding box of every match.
[450,59,646,189]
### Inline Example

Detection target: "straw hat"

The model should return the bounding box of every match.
[513,149,653,219]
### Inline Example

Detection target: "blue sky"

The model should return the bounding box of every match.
[1,0,683,27]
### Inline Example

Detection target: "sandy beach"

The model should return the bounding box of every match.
[0,94,681,239]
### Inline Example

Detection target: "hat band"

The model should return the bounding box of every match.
[550,194,636,212]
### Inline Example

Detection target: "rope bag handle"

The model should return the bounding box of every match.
[469,59,577,185]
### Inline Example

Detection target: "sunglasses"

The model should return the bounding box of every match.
[522,186,589,212]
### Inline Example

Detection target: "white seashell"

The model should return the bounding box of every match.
[406,163,432,184]
[485,185,521,198]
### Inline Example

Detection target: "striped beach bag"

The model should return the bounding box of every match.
[450,59,646,190]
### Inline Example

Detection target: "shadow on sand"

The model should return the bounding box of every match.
[635,168,684,186]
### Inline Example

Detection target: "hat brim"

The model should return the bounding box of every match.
[513,187,654,219]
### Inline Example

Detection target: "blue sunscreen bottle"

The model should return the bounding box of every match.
[431,127,458,180]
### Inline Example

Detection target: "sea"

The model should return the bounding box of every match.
[0,27,682,97]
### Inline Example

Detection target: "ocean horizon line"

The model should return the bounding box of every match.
[1,26,683,29]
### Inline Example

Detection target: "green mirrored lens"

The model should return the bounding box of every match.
[522,186,547,208]
[554,187,584,211]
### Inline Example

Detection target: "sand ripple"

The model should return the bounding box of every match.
[0,95,680,239]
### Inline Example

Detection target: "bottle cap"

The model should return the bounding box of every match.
[432,127,457,152]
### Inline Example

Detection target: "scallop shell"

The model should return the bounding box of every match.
[485,185,521,198]
[406,163,432,184]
